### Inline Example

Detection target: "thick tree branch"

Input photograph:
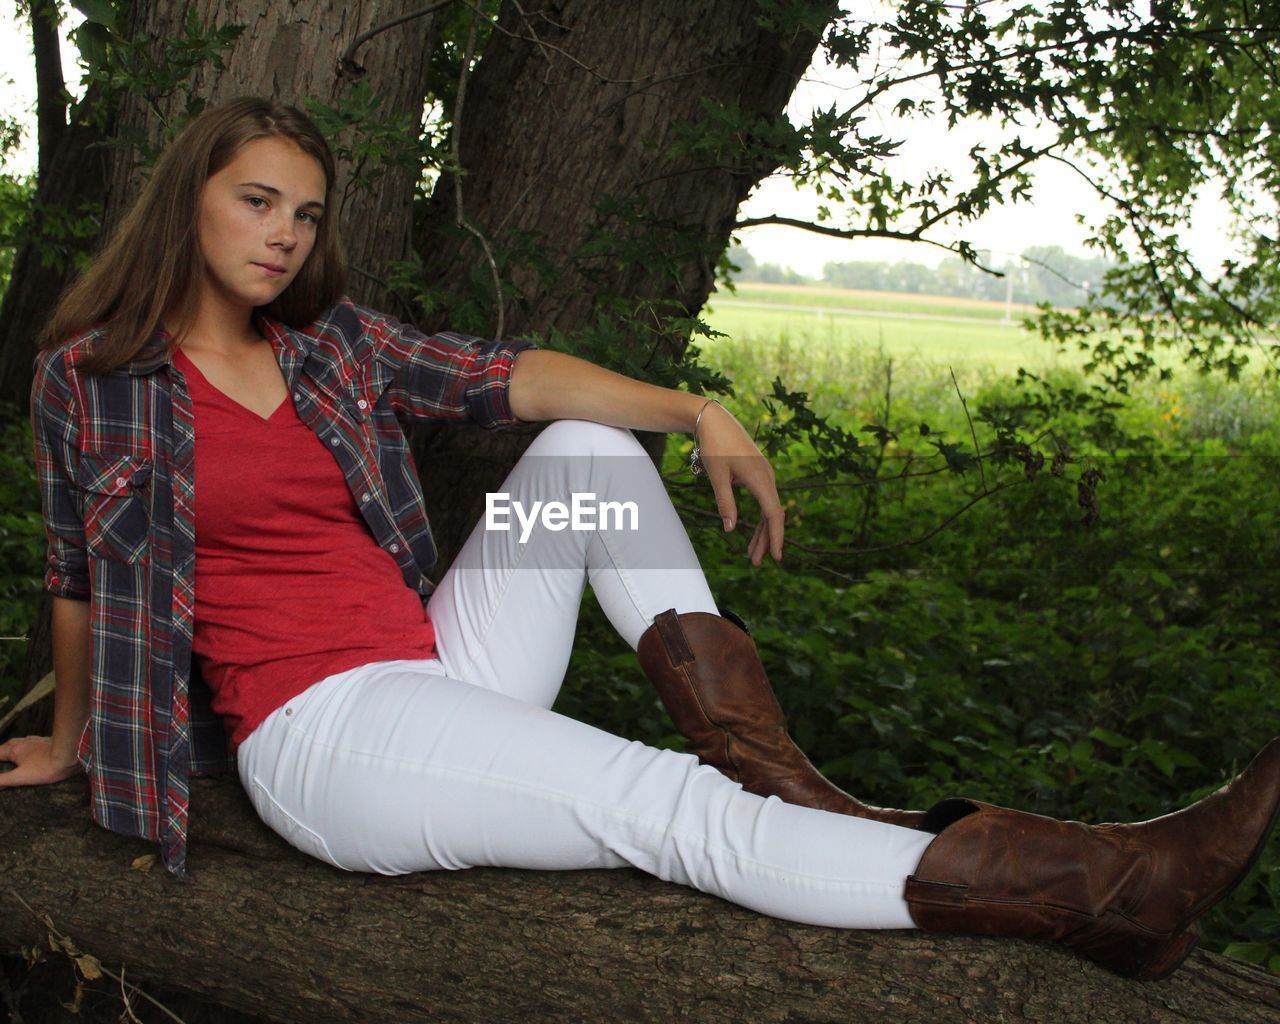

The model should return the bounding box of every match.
[4,777,1279,1023]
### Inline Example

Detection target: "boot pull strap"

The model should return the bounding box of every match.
[652,609,695,667]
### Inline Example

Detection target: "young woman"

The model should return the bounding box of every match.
[1,97,1276,982]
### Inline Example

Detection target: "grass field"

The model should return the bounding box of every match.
[704,284,1078,376]
[717,281,1041,321]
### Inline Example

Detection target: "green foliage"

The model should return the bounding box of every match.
[305,81,430,191]
[75,6,244,154]
[2,0,1274,974]
[557,336,1280,969]
[0,173,34,288]
[0,411,44,711]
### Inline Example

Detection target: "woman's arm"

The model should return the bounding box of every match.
[0,596,91,787]
[508,349,786,566]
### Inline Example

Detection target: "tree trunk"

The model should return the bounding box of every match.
[411,0,834,565]
[0,0,442,731]
[105,0,439,318]
[0,0,439,408]
[30,0,67,183]
[0,87,112,410]
[1,776,1276,1024]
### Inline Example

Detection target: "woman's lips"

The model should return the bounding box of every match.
[253,262,286,277]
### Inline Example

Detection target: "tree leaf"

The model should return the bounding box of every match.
[68,0,117,30]
[131,853,157,873]
[75,954,103,981]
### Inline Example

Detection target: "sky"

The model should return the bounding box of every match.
[0,4,1239,278]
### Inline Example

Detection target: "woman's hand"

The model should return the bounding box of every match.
[507,351,786,565]
[695,401,785,566]
[0,735,82,788]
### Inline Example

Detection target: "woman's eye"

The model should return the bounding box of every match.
[246,196,267,209]
[297,211,319,225]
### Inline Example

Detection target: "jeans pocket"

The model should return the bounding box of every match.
[249,777,340,867]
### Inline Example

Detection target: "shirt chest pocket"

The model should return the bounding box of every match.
[78,452,154,564]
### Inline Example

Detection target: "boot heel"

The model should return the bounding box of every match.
[1071,918,1199,980]
[1132,929,1199,982]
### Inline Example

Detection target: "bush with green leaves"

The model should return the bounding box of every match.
[559,336,1280,971]
[0,411,43,715]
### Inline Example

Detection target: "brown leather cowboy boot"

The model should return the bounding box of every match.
[636,608,927,829]
[904,736,1280,980]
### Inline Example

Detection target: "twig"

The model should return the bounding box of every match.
[1018,251,1091,294]
[856,354,893,545]
[950,367,987,492]
[119,965,143,1024]
[457,0,649,84]
[341,0,456,70]
[800,479,1023,557]
[673,476,1021,560]
[0,672,54,735]
[9,891,190,1024]
[348,263,417,322]
[451,9,506,341]
[731,216,1004,275]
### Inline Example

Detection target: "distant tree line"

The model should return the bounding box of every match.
[728,242,1115,308]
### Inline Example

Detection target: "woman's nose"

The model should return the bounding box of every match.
[269,214,297,250]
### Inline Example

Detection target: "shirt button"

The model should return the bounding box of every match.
[361,492,371,503]
[389,542,400,553]
[329,436,340,446]
[115,476,127,488]
[357,399,369,410]
[293,392,302,402]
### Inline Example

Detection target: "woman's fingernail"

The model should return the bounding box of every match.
[723,517,733,530]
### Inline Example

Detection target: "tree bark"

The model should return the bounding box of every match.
[0,87,112,410]
[0,0,442,729]
[0,0,441,409]
[411,0,834,565]
[0,777,1275,1024]
[105,0,439,318]
[30,0,67,183]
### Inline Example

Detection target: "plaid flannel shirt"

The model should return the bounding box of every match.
[31,298,536,875]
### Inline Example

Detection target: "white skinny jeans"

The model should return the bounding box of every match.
[237,420,934,928]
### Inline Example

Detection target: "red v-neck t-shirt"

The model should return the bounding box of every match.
[175,346,437,749]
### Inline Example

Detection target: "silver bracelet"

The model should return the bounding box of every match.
[689,398,722,476]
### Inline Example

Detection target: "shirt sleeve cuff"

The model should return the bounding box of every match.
[44,567,90,600]
[464,338,539,428]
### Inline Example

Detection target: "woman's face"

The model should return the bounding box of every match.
[195,135,327,318]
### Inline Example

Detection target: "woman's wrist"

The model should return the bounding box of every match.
[48,736,83,769]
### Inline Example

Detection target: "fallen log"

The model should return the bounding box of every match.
[2,776,1277,1023]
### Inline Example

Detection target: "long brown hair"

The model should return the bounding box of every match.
[43,97,347,373]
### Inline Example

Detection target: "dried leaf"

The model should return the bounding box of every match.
[0,671,55,735]
[131,853,157,873]
[61,980,84,1014]
[76,953,104,980]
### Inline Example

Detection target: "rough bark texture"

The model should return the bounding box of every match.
[409,0,834,565]
[30,0,67,183]
[106,0,437,318]
[1,776,1277,1024]
[0,0,437,409]
[1,0,441,733]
